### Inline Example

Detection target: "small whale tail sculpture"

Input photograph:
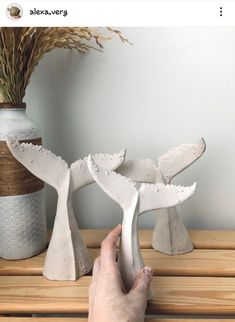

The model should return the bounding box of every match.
[154,138,206,254]
[87,155,196,292]
[118,138,206,255]
[6,137,126,280]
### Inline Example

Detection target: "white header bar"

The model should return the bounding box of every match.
[0,1,233,27]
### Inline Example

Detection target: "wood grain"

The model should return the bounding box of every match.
[2,276,235,315]
[80,229,235,250]
[2,249,235,277]
[0,319,88,322]
[2,229,235,318]
[1,319,234,322]
[144,249,235,276]
[0,250,98,276]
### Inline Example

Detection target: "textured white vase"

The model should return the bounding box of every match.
[0,102,47,260]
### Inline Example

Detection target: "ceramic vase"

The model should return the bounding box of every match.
[0,102,47,260]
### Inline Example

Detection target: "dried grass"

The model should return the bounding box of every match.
[0,27,128,103]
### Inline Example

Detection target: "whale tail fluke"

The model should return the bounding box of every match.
[118,159,157,183]
[6,137,69,190]
[87,154,137,211]
[139,182,196,214]
[158,138,206,182]
[152,207,193,255]
[71,148,126,191]
[88,154,196,214]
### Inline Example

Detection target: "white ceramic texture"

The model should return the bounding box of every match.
[0,190,47,259]
[0,108,40,140]
[0,107,47,260]
[88,155,196,292]
[118,139,206,255]
[7,138,126,281]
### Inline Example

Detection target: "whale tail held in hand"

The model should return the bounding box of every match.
[88,154,196,214]
[7,138,126,281]
[87,154,196,291]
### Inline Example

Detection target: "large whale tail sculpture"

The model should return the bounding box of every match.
[87,155,196,292]
[6,138,126,280]
[118,138,206,255]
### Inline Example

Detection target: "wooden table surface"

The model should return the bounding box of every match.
[1,229,235,321]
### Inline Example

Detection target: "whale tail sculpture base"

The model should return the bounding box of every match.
[43,196,92,281]
[152,207,193,255]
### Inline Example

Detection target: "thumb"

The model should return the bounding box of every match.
[130,266,153,297]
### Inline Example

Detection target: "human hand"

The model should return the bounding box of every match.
[88,224,153,322]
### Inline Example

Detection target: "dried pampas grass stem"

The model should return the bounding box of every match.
[0,27,128,103]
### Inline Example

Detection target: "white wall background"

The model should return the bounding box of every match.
[25,27,235,230]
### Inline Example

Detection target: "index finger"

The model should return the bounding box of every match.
[100,224,121,269]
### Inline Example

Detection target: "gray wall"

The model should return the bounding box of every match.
[26,27,235,230]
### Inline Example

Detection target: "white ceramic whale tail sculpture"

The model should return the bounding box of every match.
[87,155,196,292]
[154,138,206,254]
[157,138,206,182]
[6,138,126,280]
[118,138,206,255]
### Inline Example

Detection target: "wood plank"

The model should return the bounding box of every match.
[2,276,235,315]
[80,229,235,250]
[148,320,234,322]
[0,319,88,322]
[2,249,235,277]
[0,250,98,276]
[150,276,235,315]
[144,249,235,276]
[1,319,235,322]
[0,252,45,276]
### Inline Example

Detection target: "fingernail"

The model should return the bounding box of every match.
[117,224,122,234]
[142,266,153,281]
